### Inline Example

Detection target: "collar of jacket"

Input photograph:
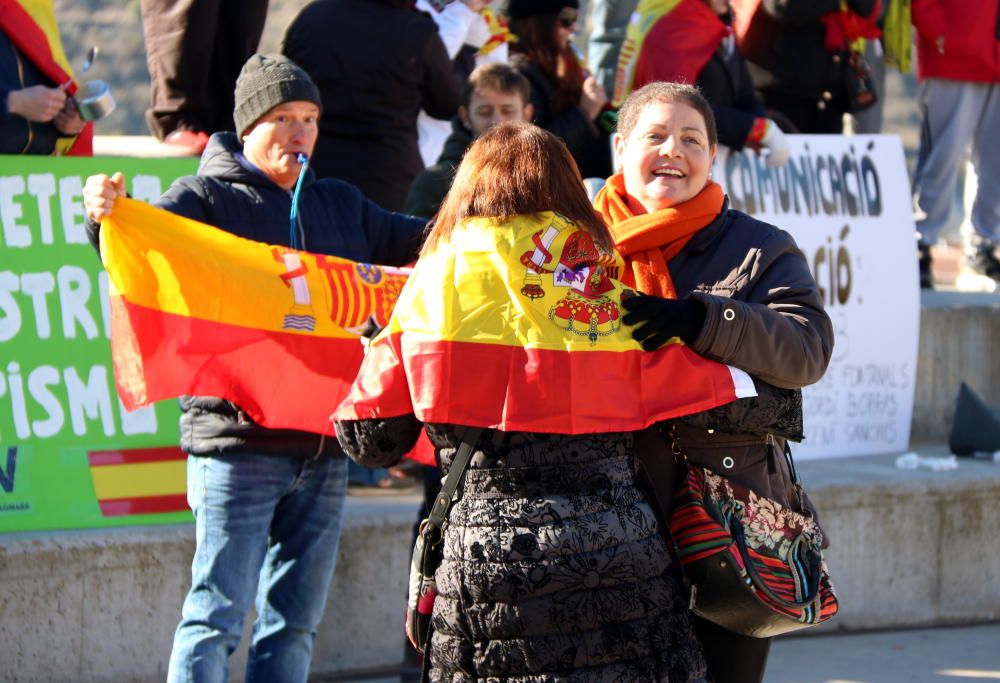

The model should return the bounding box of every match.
[197,131,317,192]
[679,195,730,253]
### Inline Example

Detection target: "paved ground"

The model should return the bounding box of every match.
[320,623,1000,683]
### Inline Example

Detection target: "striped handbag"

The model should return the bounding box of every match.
[669,442,839,638]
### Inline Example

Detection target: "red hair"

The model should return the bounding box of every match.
[424,122,610,254]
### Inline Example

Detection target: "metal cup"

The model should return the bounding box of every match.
[75,80,116,121]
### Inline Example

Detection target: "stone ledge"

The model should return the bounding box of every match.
[798,447,1000,632]
[2,449,999,681]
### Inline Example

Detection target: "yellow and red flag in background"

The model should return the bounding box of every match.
[0,0,92,154]
[336,213,756,433]
[101,198,408,436]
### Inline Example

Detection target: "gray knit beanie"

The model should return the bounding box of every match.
[233,54,322,138]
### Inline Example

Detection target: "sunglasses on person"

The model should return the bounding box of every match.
[558,8,578,28]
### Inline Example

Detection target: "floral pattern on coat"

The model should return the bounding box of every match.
[336,418,709,682]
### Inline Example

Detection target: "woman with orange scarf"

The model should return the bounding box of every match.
[594,82,834,683]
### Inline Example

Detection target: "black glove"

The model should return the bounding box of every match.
[621,293,706,351]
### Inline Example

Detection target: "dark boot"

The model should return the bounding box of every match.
[966,241,1000,284]
[918,242,933,289]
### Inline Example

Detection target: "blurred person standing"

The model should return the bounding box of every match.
[415,0,513,167]
[405,62,533,218]
[139,0,268,155]
[282,0,461,212]
[733,0,880,134]
[619,0,791,166]
[82,54,426,683]
[587,0,639,93]
[508,0,614,179]
[0,0,88,154]
[911,0,1000,288]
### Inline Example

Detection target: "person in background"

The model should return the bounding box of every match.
[415,0,512,168]
[282,0,461,212]
[734,0,880,134]
[595,81,833,683]
[851,1,888,134]
[405,62,533,219]
[587,0,639,94]
[507,0,613,179]
[911,0,1000,288]
[337,121,712,682]
[81,54,426,683]
[622,0,791,166]
[139,0,268,155]
[0,0,88,155]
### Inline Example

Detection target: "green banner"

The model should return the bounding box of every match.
[0,155,197,532]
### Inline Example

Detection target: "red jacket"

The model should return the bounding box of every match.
[912,0,1000,82]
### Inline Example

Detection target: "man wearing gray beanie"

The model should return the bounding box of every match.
[81,53,426,683]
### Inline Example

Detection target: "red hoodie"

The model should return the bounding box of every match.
[912,0,1000,82]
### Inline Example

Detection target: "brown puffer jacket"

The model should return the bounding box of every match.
[643,202,833,511]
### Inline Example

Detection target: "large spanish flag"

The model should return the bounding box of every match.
[336,212,756,433]
[101,198,408,436]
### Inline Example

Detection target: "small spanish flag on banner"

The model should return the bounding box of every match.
[336,213,756,433]
[101,198,408,436]
[87,447,187,517]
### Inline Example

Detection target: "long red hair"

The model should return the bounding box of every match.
[424,122,610,254]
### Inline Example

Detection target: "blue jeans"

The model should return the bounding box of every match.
[167,453,348,683]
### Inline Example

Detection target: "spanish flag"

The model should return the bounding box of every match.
[87,447,187,517]
[335,213,756,434]
[0,0,93,155]
[613,0,724,107]
[101,198,408,436]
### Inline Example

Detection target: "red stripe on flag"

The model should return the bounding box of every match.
[111,297,364,435]
[88,446,187,467]
[337,332,740,434]
[98,494,189,517]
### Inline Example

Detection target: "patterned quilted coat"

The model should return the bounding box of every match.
[336,417,709,683]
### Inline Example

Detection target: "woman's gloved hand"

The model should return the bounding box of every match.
[621,293,706,350]
[760,119,791,168]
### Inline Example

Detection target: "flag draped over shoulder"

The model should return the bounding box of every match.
[613,0,725,107]
[101,198,408,436]
[0,0,93,154]
[335,212,756,434]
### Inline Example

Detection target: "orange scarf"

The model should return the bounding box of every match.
[594,174,724,298]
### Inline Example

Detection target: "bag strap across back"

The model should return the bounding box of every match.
[424,426,484,537]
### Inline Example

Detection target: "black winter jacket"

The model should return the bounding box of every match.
[86,132,426,457]
[696,41,766,151]
[747,0,878,126]
[403,117,472,219]
[282,0,461,212]
[0,30,60,155]
[512,56,613,179]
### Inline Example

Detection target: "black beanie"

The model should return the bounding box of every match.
[507,0,578,19]
[233,54,322,138]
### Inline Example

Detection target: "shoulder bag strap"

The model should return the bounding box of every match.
[425,426,484,532]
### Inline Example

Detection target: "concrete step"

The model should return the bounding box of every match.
[913,290,1000,442]
[2,445,999,682]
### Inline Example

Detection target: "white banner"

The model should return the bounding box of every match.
[714,135,919,460]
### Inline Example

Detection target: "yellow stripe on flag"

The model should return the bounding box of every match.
[101,198,395,339]
[90,461,187,500]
